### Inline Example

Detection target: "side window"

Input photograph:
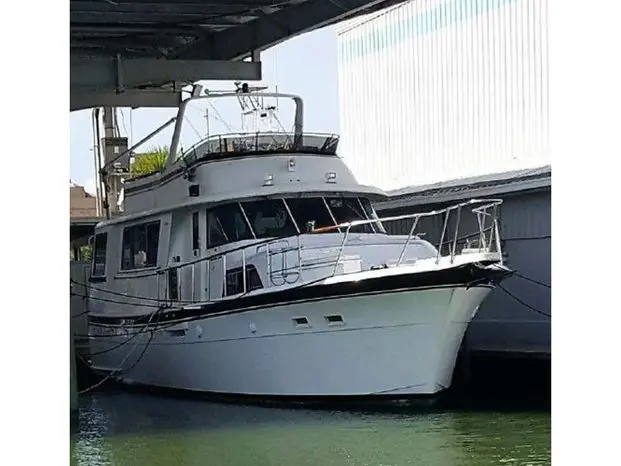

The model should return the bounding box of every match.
[121,221,160,270]
[241,199,297,239]
[91,233,108,276]
[207,204,254,248]
[225,265,263,296]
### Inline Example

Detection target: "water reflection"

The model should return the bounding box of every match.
[71,391,550,466]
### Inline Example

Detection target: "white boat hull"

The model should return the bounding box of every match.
[90,284,491,398]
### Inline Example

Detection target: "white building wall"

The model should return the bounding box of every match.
[337,0,550,190]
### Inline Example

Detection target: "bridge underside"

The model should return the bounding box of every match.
[71,0,401,110]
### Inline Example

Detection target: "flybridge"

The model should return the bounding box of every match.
[168,83,308,165]
[172,84,340,163]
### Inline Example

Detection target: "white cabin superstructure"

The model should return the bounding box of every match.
[85,86,511,401]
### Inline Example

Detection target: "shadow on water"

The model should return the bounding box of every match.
[71,377,550,466]
[71,350,550,465]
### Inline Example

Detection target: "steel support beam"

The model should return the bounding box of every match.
[71,89,183,111]
[178,0,391,60]
[70,55,262,110]
[70,3,256,15]
[71,56,261,89]
[71,12,253,23]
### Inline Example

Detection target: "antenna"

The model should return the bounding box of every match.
[233,82,275,134]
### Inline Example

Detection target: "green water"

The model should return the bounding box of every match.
[71,391,550,466]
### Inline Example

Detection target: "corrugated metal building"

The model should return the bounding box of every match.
[377,166,551,358]
[336,0,550,191]
[335,0,551,365]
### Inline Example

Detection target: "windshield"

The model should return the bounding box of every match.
[206,196,385,248]
[207,203,254,248]
[241,199,298,239]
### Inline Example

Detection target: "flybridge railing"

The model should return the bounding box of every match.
[154,198,504,306]
[177,132,340,162]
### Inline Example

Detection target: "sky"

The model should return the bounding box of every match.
[69,26,341,195]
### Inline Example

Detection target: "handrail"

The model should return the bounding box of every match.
[177,131,341,163]
[310,199,502,234]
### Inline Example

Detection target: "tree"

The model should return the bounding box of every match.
[130,146,169,176]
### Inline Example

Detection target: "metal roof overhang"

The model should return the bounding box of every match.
[376,166,552,210]
[70,0,402,110]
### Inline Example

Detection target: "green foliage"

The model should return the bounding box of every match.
[70,244,92,262]
[80,245,92,261]
[130,146,169,176]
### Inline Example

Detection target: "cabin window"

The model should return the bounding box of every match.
[241,199,297,239]
[121,221,160,270]
[285,198,335,232]
[325,197,375,233]
[192,211,200,251]
[91,233,108,276]
[207,203,253,248]
[225,265,263,296]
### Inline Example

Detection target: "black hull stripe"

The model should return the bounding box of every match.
[89,262,511,327]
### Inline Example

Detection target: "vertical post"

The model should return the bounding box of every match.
[494,219,503,264]
[265,243,271,287]
[436,210,451,265]
[157,272,161,306]
[206,260,211,301]
[296,234,302,276]
[222,254,227,297]
[451,206,462,264]
[102,107,120,216]
[333,226,351,276]
[168,99,190,165]
[477,211,487,251]
[191,263,196,301]
[397,216,420,266]
[292,96,304,149]
[492,205,501,256]
[485,207,494,250]
[242,250,247,294]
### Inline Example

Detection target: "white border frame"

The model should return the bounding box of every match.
[2,1,621,463]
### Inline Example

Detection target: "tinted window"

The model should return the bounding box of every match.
[286,198,335,232]
[207,203,253,248]
[225,265,263,296]
[241,199,297,239]
[121,221,160,270]
[325,197,374,233]
[92,233,107,276]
